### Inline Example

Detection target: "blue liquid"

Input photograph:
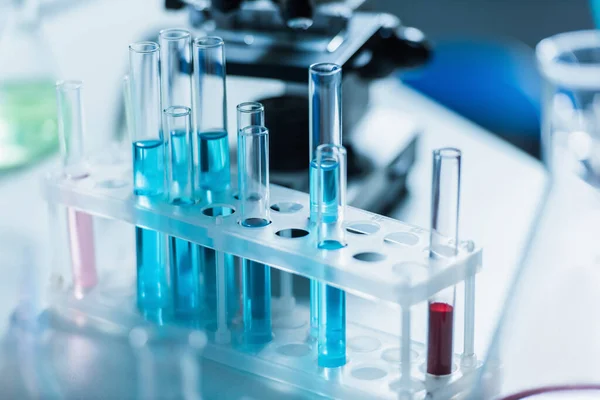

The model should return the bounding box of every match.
[170,237,201,318]
[201,247,238,326]
[309,158,340,223]
[242,259,272,345]
[168,129,194,204]
[133,139,168,316]
[136,227,168,310]
[197,130,230,192]
[318,283,346,367]
[133,140,165,196]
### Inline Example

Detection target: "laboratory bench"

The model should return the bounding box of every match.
[0,0,547,398]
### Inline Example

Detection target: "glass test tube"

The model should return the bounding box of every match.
[129,42,169,316]
[308,63,343,339]
[426,148,461,376]
[165,107,201,319]
[237,119,273,345]
[192,37,237,326]
[315,143,347,368]
[159,29,201,320]
[56,80,98,297]
[192,36,230,193]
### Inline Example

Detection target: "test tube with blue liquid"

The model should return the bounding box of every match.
[56,80,98,298]
[237,112,273,345]
[128,41,169,317]
[192,37,237,326]
[159,29,201,321]
[315,143,347,368]
[308,63,343,339]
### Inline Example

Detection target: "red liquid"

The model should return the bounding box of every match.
[427,302,453,375]
[499,385,600,399]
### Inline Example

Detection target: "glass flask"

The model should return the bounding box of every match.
[469,30,600,399]
[0,0,58,170]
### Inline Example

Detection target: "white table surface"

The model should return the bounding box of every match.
[0,0,548,395]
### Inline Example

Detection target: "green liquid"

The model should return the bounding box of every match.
[0,80,58,169]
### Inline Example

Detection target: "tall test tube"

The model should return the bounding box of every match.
[237,118,273,345]
[192,37,237,326]
[129,41,168,316]
[308,63,343,339]
[159,29,200,320]
[56,80,97,297]
[426,148,461,376]
[315,143,347,367]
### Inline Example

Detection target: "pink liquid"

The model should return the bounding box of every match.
[67,209,98,295]
[427,302,454,375]
[499,385,600,399]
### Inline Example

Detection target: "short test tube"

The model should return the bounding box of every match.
[56,80,97,297]
[308,63,343,339]
[164,106,201,318]
[238,125,272,345]
[315,143,347,368]
[129,41,168,315]
[427,148,461,376]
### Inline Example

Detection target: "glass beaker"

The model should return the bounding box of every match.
[0,0,58,170]
[468,30,600,399]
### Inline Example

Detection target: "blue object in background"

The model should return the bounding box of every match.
[401,38,542,156]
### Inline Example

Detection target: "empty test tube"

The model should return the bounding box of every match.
[427,148,461,376]
[193,36,238,326]
[159,28,192,109]
[315,143,347,368]
[129,42,169,315]
[56,80,98,298]
[308,62,343,339]
[238,125,273,345]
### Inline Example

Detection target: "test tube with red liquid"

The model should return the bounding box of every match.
[426,148,461,376]
[56,81,98,297]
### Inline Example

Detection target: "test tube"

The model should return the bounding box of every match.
[129,41,169,316]
[165,106,201,320]
[56,80,98,298]
[308,62,343,339]
[192,36,238,327]
[238,125,273,344]
[426,148,461,376]
[192,36,230,193]
[315,143,347,368]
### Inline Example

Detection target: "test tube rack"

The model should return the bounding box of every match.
[43,157,482,400]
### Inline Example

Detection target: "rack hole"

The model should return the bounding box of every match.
[276,343,311,357]
[351,366,388,380]
[233,193,240,200]
[346,222,380,235]
[348,336,381,353]
[202,205,235,217]
[384,232,419,246]
[270,202,303,213]
[319,240,346,250]
[276,228,309,238]
[353,252,386,262]
[241,218,271,228]
[381,347,419,364]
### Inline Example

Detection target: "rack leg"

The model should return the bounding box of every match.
[461,275,477,369]
[215,250,231,344]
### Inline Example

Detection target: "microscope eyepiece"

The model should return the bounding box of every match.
[276,0,314,30]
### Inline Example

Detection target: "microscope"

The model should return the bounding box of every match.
[166,0,430,214]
